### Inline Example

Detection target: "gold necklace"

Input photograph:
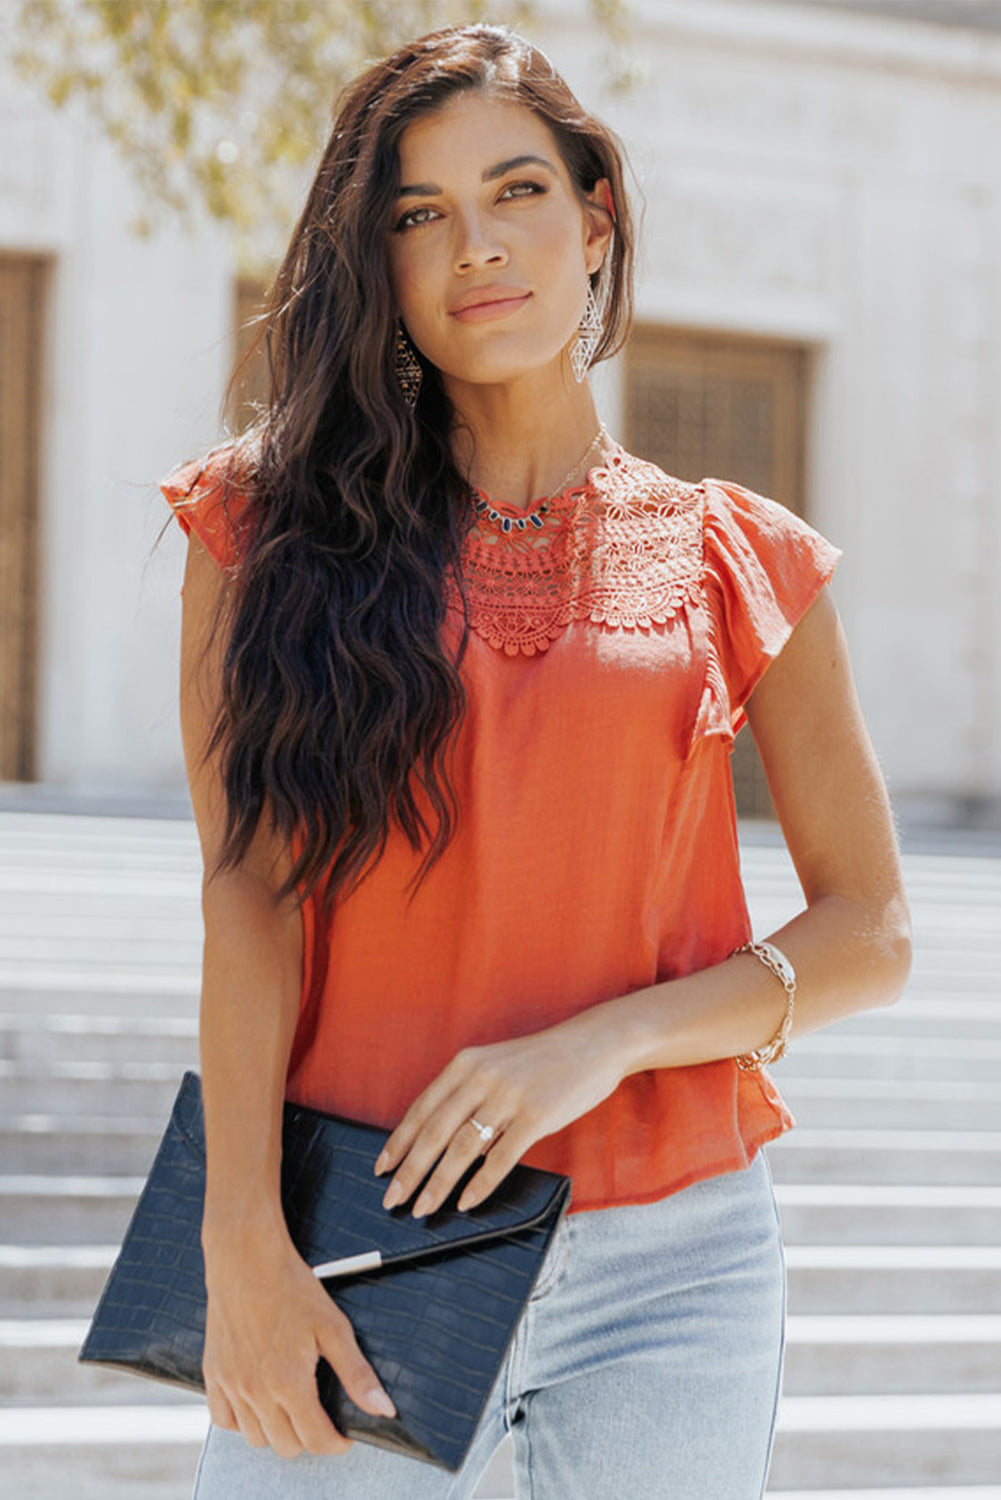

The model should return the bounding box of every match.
[473,424,610,534]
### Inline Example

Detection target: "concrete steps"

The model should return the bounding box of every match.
[0,984,199,1014]
[0,1174,147,1244]
[0,1245,122,1317]
[774,1183,1001,1245]
[784,1244,1001,1314]
[0,809,999,1498]
[0,1062,195,1117]
[769,1394,1001,1487]
[0,1405,209,1500]
[770,1075,1001,1131]
[0,1013,198,1065]
[826,1001,1001,1036]
[782,1314,1001,1394]
[0,1117,166,1174]
[0,1320,206,1405]
[768,1128,1001,1185]
[774,1034,1001,1081]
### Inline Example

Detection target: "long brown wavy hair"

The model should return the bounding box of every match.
[200,22,635,918]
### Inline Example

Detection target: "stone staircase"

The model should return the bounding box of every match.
[0,809,999,1497]
[754,843,1001,1496]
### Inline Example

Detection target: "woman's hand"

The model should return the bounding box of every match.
[374,1011,628,1217]
[201,1219,396,1458]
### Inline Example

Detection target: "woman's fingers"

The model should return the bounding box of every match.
[405,1114,511,1217]
[252,1402,304,1459]
[271,1368,354,1457]
[455,1128,526,1211]
[315,1298,397,1422]
[378,1050,514,1212]
[205,1383,238,1432]
[380,1105,499,1215]
[215,1353,359,1458]
[226,1391,271,1450]
[376,1052,473,1178]
[212,1360,358,1459]
[286,1378,356,1458]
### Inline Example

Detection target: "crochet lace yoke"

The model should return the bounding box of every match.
[444,444,708,657]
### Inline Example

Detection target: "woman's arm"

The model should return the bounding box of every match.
[588,583,912,1072]
[374,586,912,1216]
[179,533,395,1457]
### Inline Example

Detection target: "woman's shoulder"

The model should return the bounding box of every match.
[160,435,257,507]
[696,472,841,586]
[160,435,259,571]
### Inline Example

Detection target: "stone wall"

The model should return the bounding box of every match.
[1,0,999,822]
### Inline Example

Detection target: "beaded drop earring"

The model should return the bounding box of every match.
[395,321,423,407]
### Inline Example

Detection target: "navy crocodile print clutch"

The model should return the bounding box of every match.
[78,1071,572,1472]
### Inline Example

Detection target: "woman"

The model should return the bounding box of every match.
[161,22,911,1500]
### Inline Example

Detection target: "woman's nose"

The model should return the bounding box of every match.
[453,210,507,272]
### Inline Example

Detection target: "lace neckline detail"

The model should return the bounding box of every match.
[448,446,708,656]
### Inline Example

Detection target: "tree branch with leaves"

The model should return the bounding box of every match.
[12,0,633,257]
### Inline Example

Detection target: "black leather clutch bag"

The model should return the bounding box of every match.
[79,1070,572,1472]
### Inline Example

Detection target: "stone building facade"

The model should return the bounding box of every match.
[1,0,999,825]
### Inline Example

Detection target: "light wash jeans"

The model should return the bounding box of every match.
[192,1150,786,1500]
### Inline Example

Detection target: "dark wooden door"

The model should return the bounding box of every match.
[0,256,47,782]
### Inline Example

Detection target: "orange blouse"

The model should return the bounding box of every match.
[162,441,840,1213]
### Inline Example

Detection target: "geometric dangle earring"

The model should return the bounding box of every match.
[569,279,604,383]
[394,320,423,408]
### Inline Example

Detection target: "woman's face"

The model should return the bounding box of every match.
[386,91,614,391]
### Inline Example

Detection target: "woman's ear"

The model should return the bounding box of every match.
[584,177,616,275]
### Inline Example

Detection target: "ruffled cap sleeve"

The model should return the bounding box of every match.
[160,441,253,573]
[694,477,842,746]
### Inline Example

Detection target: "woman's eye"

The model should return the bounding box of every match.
[394,206,439,232]
[393,181,545,232]
[501,180,546,201]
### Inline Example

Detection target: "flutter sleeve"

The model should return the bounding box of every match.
[692,476,842,746]
[160,441,252,575]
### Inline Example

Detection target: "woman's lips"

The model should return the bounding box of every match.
[450,293,531,323]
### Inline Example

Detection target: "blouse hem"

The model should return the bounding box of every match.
[562,1116,793,1215]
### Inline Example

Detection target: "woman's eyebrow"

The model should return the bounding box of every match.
[397,154,557,198]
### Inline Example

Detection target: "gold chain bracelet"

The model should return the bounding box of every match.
[733,940,796,1071]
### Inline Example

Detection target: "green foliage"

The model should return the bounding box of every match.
[12,0,632,257]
